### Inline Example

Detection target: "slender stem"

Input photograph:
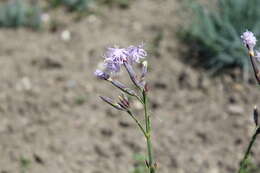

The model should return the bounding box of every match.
[249,51,260,85]
[143,90,155,173]
[127,110,147,138]
[238,126,259,173]
[135,95,144,104]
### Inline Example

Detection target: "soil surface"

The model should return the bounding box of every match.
[0,0,260,173]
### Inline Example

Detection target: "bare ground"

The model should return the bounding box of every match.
[0,0,260,173]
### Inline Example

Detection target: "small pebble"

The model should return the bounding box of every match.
[227,105,244,115]
[61,30,71,42]
[41,13,50,24]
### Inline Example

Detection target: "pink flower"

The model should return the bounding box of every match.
[241,30,257,50]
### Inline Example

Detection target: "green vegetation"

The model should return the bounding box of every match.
[50,0,93,12]
[100,0,130,9]
[239,158,260,173]
[131,154,148,173]
[19,156,31,173]
[75,96,86,105]
[180,0,260,75]
[0,0,131,30]
[0,0,41,29]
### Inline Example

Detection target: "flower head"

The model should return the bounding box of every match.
[103,47,128,73]
[127,44,147,63]
[241,30,257,50]
[96,44,147,75]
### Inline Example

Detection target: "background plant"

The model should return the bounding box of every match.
[50,0,92,12]
[99,0,130,9]
[0,0,42,29]
[239,157,260,173]
[19,156,31,173]
[180,0,260,76]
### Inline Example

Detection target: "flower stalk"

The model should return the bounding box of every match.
[238,107,259,173]
[127,110,147,138]
[238,126,260,173]
[239,30,260,172]
[143,89,155,173]
[241,30,260,84]
[95,44,156,173]
[248,51,260,84]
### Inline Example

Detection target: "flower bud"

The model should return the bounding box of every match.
[94,70,110,80]
[254,105,258,126]
[121,93,129,103]
[118,94,130,109]
[123,62,140,87]
[141,61,148,78]
[111,80,137,96]
[99,96,125,111]
[144,83,150,92]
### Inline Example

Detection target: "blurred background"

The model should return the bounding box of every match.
[0,0,260,173]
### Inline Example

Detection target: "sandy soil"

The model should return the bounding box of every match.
[0,0,260,173]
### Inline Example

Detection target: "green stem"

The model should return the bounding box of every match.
[127,110,147,138]
[143,90,155,173]
[135,95,144,104]
[238,126,259,173]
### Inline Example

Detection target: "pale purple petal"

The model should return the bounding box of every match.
[104,47,128,64]
[103,47,129,73]
[96,44,147,74]
[127,44,147,63]
[104,60,121,73]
